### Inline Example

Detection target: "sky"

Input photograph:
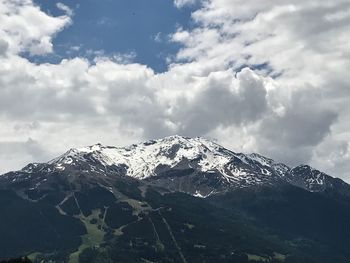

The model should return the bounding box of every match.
[0,0,349,181]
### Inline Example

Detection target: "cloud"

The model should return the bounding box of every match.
[0,39,8,56]
[0,138,49,174]
[0,0,349,183]
[174,0,199,8]
[312,139,350,177]
[255,89,338,165]
[56,2,74,17]
[0,0,71,55]
[153,32,163,43]
[169,0,350,179]
[170,68,268,136]
[172,0,350,82]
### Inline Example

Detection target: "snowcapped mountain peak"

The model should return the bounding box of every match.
[138,135,224,154]
[10,135,348,198]
[45,135,285,185]
[45,135,239,179]
[116,135,234,179]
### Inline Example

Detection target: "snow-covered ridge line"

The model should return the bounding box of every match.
[4,135,348,197]
[44,135,287,180]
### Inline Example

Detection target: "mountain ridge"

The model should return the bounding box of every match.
[3,135,349,198]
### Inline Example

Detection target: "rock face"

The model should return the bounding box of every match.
[3,135,349,197]
[2,136,350,263]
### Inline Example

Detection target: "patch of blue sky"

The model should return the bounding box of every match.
[31,0,198,72]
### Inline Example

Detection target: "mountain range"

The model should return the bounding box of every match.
[1,135,350,263]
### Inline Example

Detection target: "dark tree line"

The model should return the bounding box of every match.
[0,257,32,263]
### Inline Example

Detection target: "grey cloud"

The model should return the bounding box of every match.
[311,139,350,180]
[24,138,49,160]
[106,74,172,138]
[174,68,268,136]
[0,138,50,174]
[0,82,96,121]
[256,89,338,165]
[13,121,41,132]
[0,40,8,56]
[0,139,47,160]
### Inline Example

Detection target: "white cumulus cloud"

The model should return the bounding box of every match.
[0,0,349,183]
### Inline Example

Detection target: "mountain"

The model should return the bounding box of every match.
[1,135,350,263]
[7,135,349,197]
